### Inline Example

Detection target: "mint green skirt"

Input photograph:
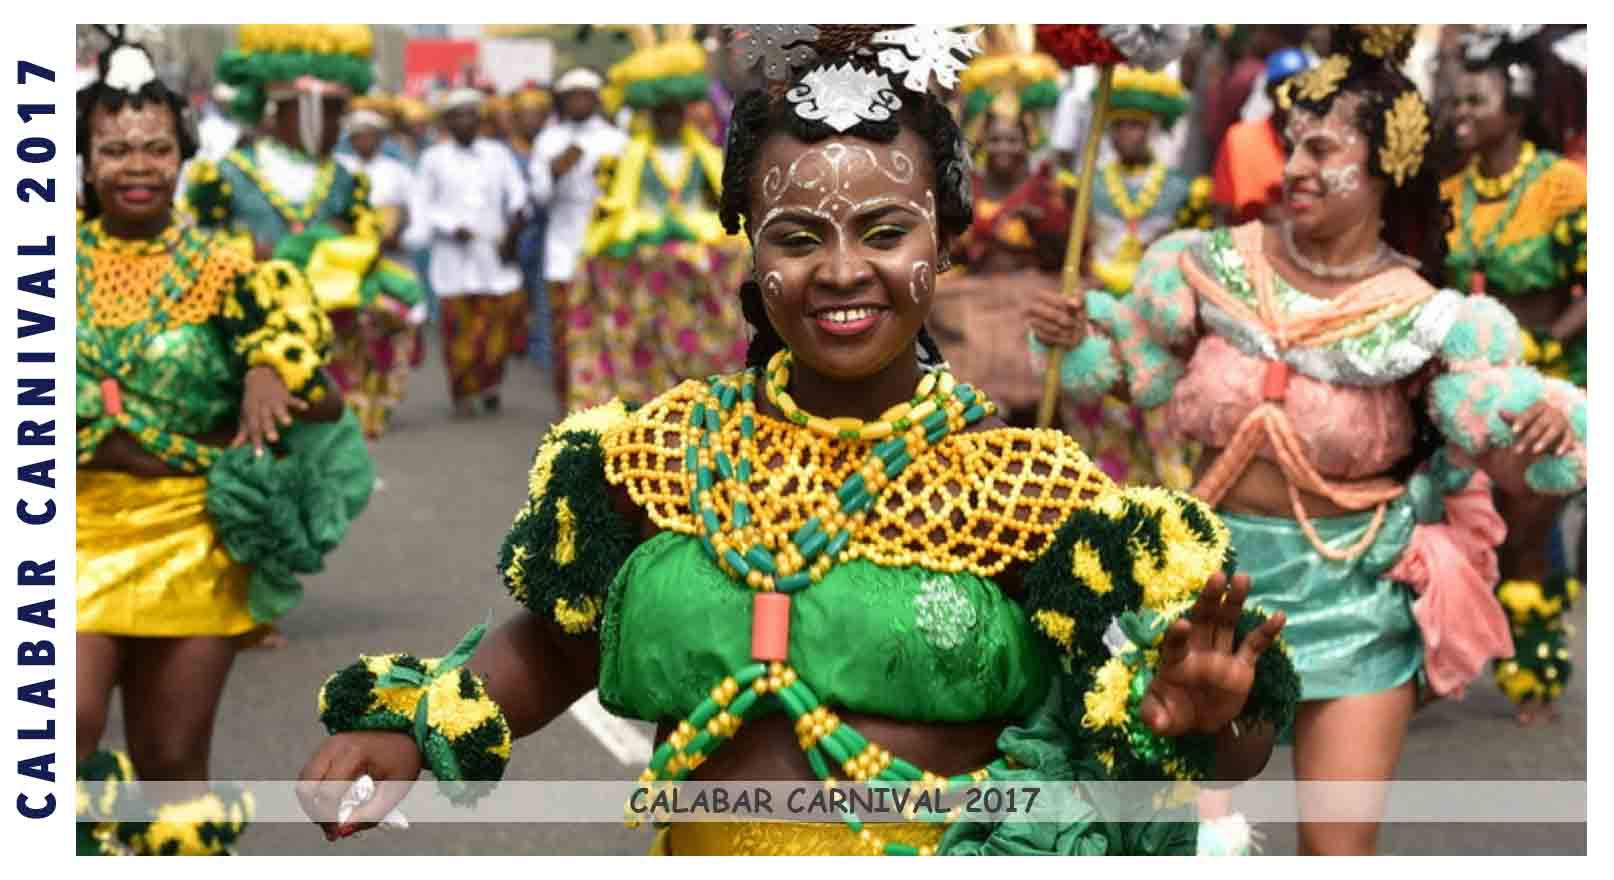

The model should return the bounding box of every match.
[1221,509,1423,706]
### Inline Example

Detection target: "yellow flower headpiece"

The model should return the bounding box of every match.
[1106,65,1190,127]
[1380,89,1430,186]
[600,28,710,114]
[349,94,392,115]
[236,24,373,60]
[394,97,430,125]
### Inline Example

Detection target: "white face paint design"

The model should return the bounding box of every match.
[1318,164,1362,197]
[755,141,938,269]
[762,270,785,298]
[1284,104,1367,202]
[908,261,933,304]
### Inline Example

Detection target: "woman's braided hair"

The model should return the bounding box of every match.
[76,28,197,219]
[718,40,975,368]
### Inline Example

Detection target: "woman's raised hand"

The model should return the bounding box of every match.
[1141,572,1286,737]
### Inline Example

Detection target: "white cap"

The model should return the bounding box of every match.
[345,108,389,132]
[438,87,484,113]
[554,67,603,94]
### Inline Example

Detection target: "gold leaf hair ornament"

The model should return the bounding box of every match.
[1276,53,1350,110]
[1353,25,1418,64]
[1379,89,1430,187]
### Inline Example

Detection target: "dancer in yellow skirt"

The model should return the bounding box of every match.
[76,29,371,855]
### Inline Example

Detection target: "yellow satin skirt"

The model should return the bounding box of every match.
[649,821,947,856]
[77,470,255,637]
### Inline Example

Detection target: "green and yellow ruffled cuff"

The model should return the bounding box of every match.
[1074,605,1299,783]
[227,261,335,398]
[318,624,512,805]
[77,749,254,856]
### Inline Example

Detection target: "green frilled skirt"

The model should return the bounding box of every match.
[1220,509,1423,706]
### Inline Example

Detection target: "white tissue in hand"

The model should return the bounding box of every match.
[337,773,410,831]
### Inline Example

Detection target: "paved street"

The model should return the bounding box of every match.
[101,340,1588,856]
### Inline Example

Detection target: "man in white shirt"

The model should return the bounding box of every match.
[406,88,530,417]
[527,68,626,404]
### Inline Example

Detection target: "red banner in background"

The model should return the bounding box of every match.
[403,39,479,97]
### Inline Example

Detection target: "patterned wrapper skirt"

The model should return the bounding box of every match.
[439,292,522,401]
[563,241,748,412]
[325,296,423,438]
[77,470,255,638]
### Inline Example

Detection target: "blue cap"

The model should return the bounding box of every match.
[1266,48,1311,84]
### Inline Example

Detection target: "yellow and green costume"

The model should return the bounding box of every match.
[76,213,372,636]
[561,29,749,412]
[313,357,1298,856]
[76,213,371,855]
[1442,141,1587,387]
[192,23,426,438]
[1442,144,1588,712]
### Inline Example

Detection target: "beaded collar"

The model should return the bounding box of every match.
[601,371,1114,579]
[1468,140,1537,201]
[79,212,186,257]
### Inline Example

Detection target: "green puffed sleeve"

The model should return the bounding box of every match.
[498,400,642,635]
[1020,485,1299,782]
[211,257,335,400]
[1028,230,1202,406]
[1553,204,1586,288]
[182,158,230,227]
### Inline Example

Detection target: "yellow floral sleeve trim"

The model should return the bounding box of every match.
[232,260,334,397]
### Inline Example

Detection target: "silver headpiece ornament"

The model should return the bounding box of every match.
[730,24,983,134]
[786,63,902,132]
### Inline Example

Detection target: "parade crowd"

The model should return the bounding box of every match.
[74,23,1586,857]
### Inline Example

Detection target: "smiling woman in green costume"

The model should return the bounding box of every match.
[74,27,370,856]
[297,25,1298,856]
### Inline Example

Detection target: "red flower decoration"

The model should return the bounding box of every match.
[1035,25,1126,68]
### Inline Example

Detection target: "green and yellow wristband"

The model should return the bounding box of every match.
[317,624,512,805]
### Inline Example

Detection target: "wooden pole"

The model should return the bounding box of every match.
[1036,64,1114,429]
